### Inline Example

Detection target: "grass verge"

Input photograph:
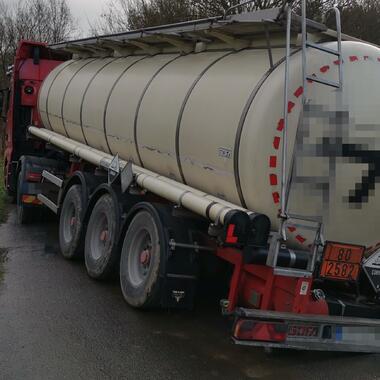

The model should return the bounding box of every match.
[0,159,9,224]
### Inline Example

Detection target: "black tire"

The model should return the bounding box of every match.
[17,172,35,224]
[120,209,165,309]
[59,185,84,260]
[84,194,120,280]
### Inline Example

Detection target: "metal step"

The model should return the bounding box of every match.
[273,267,312,278]
[42,170,63,188]
[37,194,59,214]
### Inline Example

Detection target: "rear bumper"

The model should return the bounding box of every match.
[232,308,380,353]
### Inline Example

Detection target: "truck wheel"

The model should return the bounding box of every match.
[17,172,35,224]
[84,194,120,280]
[59,185,84,260]
[120,209,165,309]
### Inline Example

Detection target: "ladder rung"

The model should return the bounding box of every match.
[306,75,341,88]
[287,213,322,223]
[287,213,322,224]
[306,41,340,56]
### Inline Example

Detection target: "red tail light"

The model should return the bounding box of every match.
[26,172,42,182]
[22,195,42,205]
[233,319,287,343]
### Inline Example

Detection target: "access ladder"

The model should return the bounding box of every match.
[267,0,344,276]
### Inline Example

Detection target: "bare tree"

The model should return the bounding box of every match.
[127,0,196,29]
[338,0,380,44]
[92,0,344,33]
[11,0,76,46]
[0,0,76,152]
[93,0,380,45]
[91,0,196,34]
[91,0,288,33]
[191,0,284,17]
[0,2,14,86]
[91,0,130,34]
[0,0,76,86]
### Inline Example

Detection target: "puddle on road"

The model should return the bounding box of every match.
[0,247,9,284]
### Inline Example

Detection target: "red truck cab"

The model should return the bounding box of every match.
[2,41,68,199]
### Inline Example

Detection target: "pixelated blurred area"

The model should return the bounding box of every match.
[290,101,380,215]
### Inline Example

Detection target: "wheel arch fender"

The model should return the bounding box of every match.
[16,155,32,180]
[17,155,65,176]
[59,172,90,212]
[16,155,61,197]
[15,157,27,195]
[58,171,107,214]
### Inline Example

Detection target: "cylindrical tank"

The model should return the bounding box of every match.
[38,41,380,249]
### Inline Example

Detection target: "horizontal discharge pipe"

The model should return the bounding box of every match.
[29,126,253,225]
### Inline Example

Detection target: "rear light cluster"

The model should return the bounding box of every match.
[26,172,42,182]
[21,195,42,205]
[233,319,287,343]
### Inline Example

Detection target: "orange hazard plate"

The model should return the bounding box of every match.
[320,242,365,281]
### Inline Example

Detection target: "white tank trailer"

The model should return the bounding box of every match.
[36,15,380,251]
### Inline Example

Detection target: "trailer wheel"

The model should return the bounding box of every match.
[120,209,165,309]
[59,185,84,260]
[84,194,120,280]
[17,172,35,224]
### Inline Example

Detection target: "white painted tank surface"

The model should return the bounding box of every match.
[38,41,380,249]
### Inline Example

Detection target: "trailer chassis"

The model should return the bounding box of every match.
[24,133,380,353]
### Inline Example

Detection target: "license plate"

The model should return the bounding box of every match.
[288,324,320,338]
[320,242,365,281]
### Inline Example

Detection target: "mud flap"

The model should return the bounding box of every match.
[156,206,207,310]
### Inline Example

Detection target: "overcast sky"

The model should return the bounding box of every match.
[66,0,106,36]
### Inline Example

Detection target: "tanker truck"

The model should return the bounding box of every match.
[4,2,380,352]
